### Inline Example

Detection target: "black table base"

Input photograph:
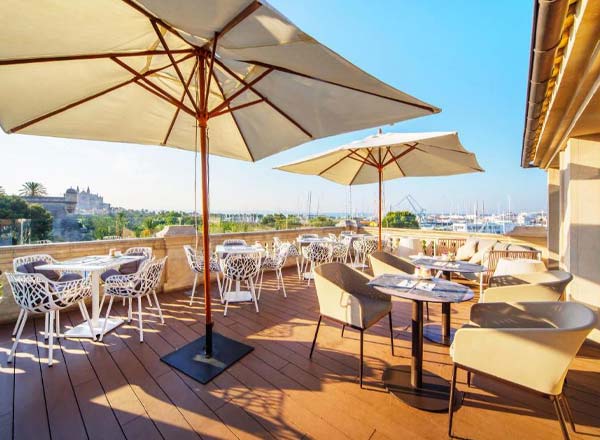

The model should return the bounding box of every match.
[383,365,457,412]
[423,324,457,346]
[161,332,253,384]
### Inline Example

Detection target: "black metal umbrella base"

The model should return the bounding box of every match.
[161,332,253,384]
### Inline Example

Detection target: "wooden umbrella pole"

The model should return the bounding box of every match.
[378,166,383,250]
[198,55,213,357]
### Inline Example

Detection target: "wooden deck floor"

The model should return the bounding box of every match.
[1,267,600,440]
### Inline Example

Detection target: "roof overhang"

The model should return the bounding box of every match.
[521,0,600,170]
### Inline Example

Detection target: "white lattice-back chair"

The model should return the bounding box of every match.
[100,257,167,342]
[352,238,378,271]
[12,254,80,340]
[258,242,291,299]
[304,242,333,286]
[331,241,350,263]
[223,239,247,246]
[222,253,261,316]
[183,245,222,305]
[283,242,302,280]
[328,233,339,242]
[124,246,153,259]
[7,272,93,366]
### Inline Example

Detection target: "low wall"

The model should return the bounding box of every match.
[0,226,343,324]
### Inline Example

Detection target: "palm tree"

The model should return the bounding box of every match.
[19,182,47,197]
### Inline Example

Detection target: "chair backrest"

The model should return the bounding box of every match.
[488,270,572,292]
[328,233,338,241]
[306,242,332,263]
[314,262,390,329]
[13,254,55,271]
[223,239,247,246]
[331,241,349,259]
[369,251,415,277]
[125,247,153,259]
[6,272,90,313]
[485,249,542,279]
[183,245,197,271]
[354,238,378,255]
[222,254,260,281]
[135,256,167,295]
[481,284,564,303]
[284,242,300,257]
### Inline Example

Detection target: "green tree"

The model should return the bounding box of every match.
[29,204,53,241]
[115,211,126,237]
[0,186,5,195]
[19,181,47,197]
[382,210,420,229]
[309,216,336,227]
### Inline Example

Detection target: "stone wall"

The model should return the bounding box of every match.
[0,226,343,324]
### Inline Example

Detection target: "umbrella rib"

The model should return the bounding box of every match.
[121,0,193,48]
[382,145,416,167]
[8,53,196,133]
[245,60,438,112]
[348,149,378,167]
[213,58,312,138]
[208,68,273,116]
[150,20,200,115]
[212,69,255,161]
[0,49,194,66]
[162,58,199,145]
[210,98,265,118]
[111,57,197,119]
[349,156,369,185]
[201,1,262,51]
[318,150,356,176]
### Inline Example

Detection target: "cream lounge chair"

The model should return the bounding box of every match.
[310,262,394,388]
[449,301,597,440]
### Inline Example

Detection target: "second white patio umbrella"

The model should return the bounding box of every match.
[276,131,483,249]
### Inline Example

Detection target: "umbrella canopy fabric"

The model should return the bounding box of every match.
[275,131,483,185]
[275,131,483,249]
[0,0,439,161]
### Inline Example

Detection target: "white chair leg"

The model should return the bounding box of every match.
[12,308,24,336]
[189,273,198,306]
[307,261,314,286]
[8,311,28,363]
[99,296,114,342]
[279,269,287,298]
[258,270,264,300]
[296,257,301,280]
[48,311,55,366]
[152,291,164,324]
[127,297,132,323]
[44,312,49,340]
[99,294,106,314]
[276,270,280,290]
[55,311,61,339]
[79,302,97,341]
[249,279,259,313]
[146,293,153,307]
[137,297,143,343]
[216,273,223,303]
[122,297,126,306]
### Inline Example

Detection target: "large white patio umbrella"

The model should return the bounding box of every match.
[0,0,439,382]
[276,131,483,249]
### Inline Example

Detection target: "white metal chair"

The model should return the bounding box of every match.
[7,272,94,366]
[304,242,332,286]
[221,253,261,316]
[183,245,222,305]
[100,257,166,342]
[258,242,290,299]
[331,240,350,263]
[328,233,339,242]
[352,238,378,270]
[12,254,82,340]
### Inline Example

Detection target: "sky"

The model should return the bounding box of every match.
[0,0,547,216]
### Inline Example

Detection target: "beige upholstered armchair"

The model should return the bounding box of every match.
[449,301,597,440]
[369,251,415,276]
[310,262,394,388]
[482,270,572,303]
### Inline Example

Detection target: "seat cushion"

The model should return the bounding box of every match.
[101,268,121,282]
[30,260,60,281]
[119,253,146,275]
[469,239,498,264]
[455,239,477,261]
[16,263,32,274]
[58,273,83,283]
